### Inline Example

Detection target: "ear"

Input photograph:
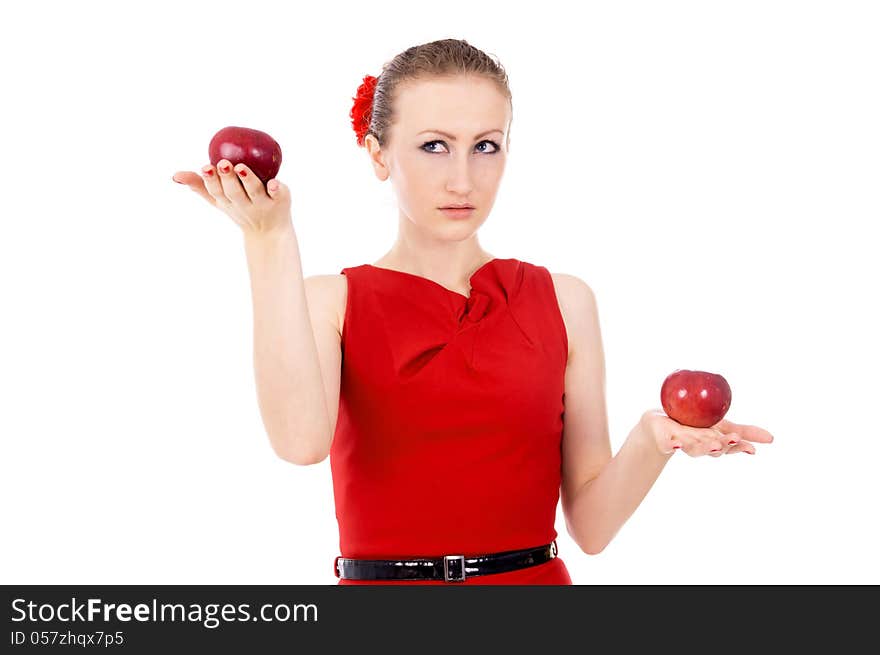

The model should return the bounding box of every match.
[365,134,390,181]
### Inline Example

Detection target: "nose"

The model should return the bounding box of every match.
[445,154,474,195]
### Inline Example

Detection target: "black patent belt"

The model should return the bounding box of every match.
[334,541,558,583]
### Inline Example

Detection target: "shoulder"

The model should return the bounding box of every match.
[549,272,596,303]
[303,274,348,337]
[548,272,599,359]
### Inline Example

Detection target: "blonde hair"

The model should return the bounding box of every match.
[362,38,512,149]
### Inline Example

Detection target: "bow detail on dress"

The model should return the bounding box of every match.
[361,258,530,380]
[459,291,492,324]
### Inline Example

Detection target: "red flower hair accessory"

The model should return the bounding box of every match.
[350,74,378,147]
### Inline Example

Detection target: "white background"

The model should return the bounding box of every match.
[2,0,877,585]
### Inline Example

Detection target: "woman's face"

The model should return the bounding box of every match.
[367,75,511,238]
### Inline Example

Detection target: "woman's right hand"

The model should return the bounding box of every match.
[172,159,293,238]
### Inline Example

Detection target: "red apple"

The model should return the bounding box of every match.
[208,126,282,186]
[660,369,732,428]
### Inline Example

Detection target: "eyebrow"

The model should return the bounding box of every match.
[417,129,504,141]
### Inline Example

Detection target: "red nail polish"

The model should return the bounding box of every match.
[710,449,721,452]
[237,168,247,177]
[672,445,681,450]
[728,441,738,445]
[220,165,230,173]
[204,169,213,176]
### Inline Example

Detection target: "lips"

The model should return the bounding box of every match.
[440,204,474,209]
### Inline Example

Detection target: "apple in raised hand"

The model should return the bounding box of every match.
[208,126,282,186]
[661,369,732,428]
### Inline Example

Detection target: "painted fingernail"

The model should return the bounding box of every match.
[728,440,738,445]
[220,164,230,174]
[672,445,681,450]
[710,448,721,453]
[237,168,247,177]
[202,166,213,176]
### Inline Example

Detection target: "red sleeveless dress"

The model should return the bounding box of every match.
[331,257,572,584]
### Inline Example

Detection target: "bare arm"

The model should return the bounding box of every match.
[565,420,673,554]
[244,229,336,465]
[565,411,772,554]
[555,273,772,555]
[173,159,339,465]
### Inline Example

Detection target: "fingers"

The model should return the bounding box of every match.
[723,432,742,455]
[233,163,269,202]
[727,440,756,455]
[715,418,775,443]
[670,426,730,458]
[667,429,698,456]
[178,161,272,207]
[742,426,774,443]
[216,159,251,207]
[175,161,293,238]
[200,163,250,231]
[201,164,231,208]
[172,171,215,205]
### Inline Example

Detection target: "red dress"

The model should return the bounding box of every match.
[331,257,572,584]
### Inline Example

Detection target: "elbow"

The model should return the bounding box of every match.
[273,440,330,466]
[572,532,607,555]
[579,541,607,556]
[278,449,328,466]
[565,514,607,556]
[567,523,608,556]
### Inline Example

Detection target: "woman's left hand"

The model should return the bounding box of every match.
[640,409,775,457]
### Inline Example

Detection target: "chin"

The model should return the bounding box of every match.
[443,217,488,238]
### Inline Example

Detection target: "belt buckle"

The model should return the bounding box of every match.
[443,555,466,582]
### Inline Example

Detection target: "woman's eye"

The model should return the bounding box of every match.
[421,140,500,154]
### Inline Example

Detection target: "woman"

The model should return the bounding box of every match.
[172,38,774,585]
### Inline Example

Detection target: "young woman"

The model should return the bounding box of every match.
[172,38,774,585]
